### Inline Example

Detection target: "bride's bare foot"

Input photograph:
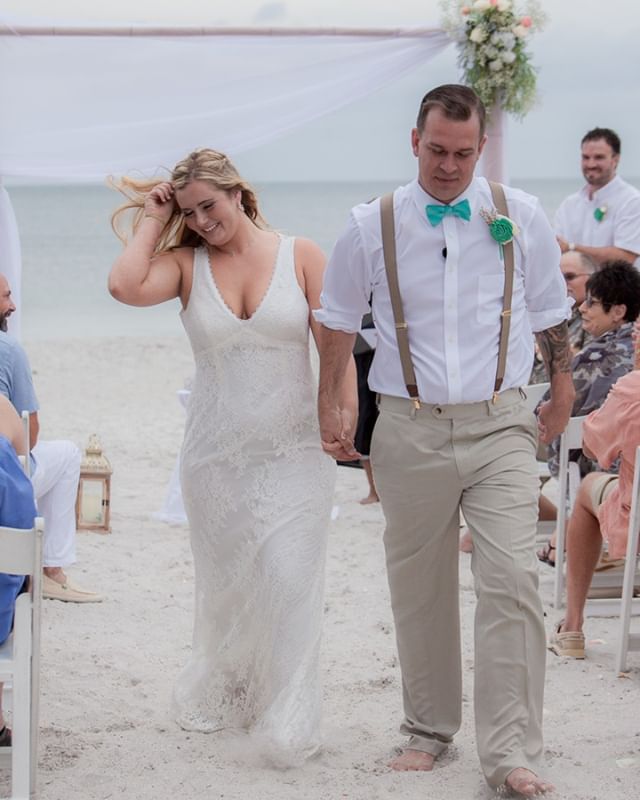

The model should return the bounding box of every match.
[505,767,555,797]
[388,749,435,771]
[359,491,379,505]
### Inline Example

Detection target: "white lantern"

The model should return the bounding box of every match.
[75,435,112,533]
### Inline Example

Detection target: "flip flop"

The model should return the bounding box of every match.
[537,540,556,567]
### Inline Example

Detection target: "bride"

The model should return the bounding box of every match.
[109,148,355,765]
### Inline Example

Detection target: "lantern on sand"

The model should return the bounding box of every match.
[75,434,112,533]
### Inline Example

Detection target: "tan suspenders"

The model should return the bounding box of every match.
[379,182,515,409]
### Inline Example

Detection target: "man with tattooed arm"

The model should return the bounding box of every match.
[314,85,574,796]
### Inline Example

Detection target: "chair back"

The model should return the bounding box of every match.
[616,446,640,672]
[21,410,30,477]
[553,416,587,609]
[0,517,44,798]
[0,526,41,575]
[522,382,549,413]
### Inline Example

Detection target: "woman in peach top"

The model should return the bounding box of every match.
[550,368,640,658]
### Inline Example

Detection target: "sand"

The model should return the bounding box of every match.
[1,335,637,800]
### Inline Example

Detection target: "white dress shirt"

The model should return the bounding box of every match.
[554,175,640,253]
[315,177,571,405]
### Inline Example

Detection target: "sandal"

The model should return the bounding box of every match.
[537,540,556,567]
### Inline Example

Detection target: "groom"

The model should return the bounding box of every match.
[315,84,574,796]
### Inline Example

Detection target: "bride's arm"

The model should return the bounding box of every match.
[109,182,185,307]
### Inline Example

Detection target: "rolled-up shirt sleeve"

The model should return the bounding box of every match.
[313,212,373,333]
[613,194,640,253]
[522,199,573,332]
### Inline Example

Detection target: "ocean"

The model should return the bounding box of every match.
[6,177,628,340]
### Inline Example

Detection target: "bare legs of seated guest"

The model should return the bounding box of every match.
[549,472,611,659]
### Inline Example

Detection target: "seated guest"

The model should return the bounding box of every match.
[0,274,102,603]
[536,260,640,565]
[550,368,640,658]
[530,251,597,384]
[0,395,37,746]
[544,260,640,479]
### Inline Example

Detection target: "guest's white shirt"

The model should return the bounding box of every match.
[554,175,640,253]
[315,177,571,405]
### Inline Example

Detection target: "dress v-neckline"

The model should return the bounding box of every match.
[204,234,283,323]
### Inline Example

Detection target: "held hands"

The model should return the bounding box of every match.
[319,405,360,462]
[144,182,176,225]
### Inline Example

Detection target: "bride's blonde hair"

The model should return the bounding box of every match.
[111,148,267,253]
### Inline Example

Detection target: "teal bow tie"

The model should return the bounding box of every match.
[425,199,471,226]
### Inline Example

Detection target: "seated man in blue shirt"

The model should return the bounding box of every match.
[0,394,37,747]
[0,275,101,603]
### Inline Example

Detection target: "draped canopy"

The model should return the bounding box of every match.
[0,18,505,336]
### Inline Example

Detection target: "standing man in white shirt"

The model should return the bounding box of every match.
[555,128,640,265]
[315,84,574,797]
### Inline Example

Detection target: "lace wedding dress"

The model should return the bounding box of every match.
[174,235,336,765]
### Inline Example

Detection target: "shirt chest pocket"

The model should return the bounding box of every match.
[476,273,505,325]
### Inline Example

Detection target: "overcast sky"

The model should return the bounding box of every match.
[4,1,640,181]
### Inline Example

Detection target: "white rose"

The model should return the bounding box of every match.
[485,45,499,58]
[473,0,491,11]
[489,59,503,71]
[512,24,528,38]
[497,0,512,11]
[469,25,488,43]
[501,32,516,49]
[490,32,502,45]
[501,50,516,63]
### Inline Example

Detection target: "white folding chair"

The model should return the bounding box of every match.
[522,382,550,413]
[553,416,586,610]
[0,517,44,800]
[20,412,30,479]
[554,419,640,618]
[616,446,640,672]
[521,383,556,542]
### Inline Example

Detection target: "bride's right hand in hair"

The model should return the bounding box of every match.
[144,182,175,223]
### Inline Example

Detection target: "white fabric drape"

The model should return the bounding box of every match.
[0,29,451,180]
[0,23,452,335]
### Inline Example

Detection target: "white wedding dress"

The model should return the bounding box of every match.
[174,235,336,765]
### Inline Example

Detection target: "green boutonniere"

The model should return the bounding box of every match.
[594,205,607,222]
[480,207,520,245]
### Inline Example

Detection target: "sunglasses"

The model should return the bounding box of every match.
[562,272,588,282]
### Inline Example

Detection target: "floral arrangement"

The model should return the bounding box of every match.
[441,0,547,118]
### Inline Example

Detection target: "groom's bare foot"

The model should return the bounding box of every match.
[388,749,435,771]
[505,767,555,797]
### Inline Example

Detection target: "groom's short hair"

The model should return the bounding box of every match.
[416,84,486,138]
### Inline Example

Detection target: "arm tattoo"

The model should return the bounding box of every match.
[535,321,572,377]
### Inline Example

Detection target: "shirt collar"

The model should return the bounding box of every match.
[410,177,479,218]
[580,174,622,202]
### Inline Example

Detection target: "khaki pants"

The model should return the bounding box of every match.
[370,390,545,787]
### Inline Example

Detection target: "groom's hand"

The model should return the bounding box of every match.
[319,404,360,461]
